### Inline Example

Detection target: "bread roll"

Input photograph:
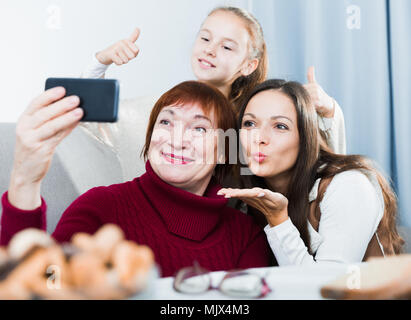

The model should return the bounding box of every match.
[112,241,154,292]
[7,229,55,260]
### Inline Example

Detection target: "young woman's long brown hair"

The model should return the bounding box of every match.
[238,79,404,255]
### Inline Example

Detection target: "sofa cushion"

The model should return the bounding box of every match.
[79,95,159,182]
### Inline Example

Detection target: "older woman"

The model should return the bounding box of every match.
[1,81,271,277]
[219,79,403,265]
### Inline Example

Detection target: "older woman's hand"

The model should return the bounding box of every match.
[8,87,83,210]
[217,187,289,227]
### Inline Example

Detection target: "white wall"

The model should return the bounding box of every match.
[0,0,251,122]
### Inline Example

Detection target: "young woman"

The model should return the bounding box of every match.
[218,79,403,265]
[80,6,346,182]
[1,81,271,277]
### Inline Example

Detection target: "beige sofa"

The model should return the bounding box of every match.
[0,123,125,233]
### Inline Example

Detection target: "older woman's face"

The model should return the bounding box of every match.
[148,103,218,194]
[240,90,299,180]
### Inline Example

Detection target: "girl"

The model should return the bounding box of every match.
[218,79,403,265]
[80,6,346,182]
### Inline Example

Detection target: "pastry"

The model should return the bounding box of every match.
[7,228,55,260]
[0,224,154,299]
[112,241,154,292]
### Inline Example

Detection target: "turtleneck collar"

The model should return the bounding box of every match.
[139,161,228,242]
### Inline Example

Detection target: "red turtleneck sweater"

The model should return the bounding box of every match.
[1,162,270,277]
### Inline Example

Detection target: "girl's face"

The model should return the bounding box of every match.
[191,11,257,93]
[148,103,219,195]
[240,90,300,183]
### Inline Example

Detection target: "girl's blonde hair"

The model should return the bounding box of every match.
[208,7,268,110]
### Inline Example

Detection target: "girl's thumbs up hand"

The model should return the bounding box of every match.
[96,28,141,66]
[303,66,335,118]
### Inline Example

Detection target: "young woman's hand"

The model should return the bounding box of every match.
[304,66,335,118]
[217,187,289,227]
[96,28,140,66]
[8,87,83,210]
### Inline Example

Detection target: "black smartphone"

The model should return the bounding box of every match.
[45,78,119,122]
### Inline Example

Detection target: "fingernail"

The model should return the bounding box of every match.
[54,86,65,95]
[69,96,80,105]
[73,108,83,117]
[258,192,265,197]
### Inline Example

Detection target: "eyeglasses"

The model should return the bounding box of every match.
[173,262,272,298]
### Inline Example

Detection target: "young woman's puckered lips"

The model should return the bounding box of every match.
[252,152,267,163]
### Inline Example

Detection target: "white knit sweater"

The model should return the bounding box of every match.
[264,169,384,265]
